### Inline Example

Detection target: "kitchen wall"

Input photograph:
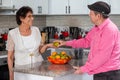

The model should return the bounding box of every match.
[0,15,120,29]
[46,15,120,29]
[46,15,92,27]
[0,15,46,28]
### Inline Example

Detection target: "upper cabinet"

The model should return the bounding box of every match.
[110,0,120,14]
[13,0,48,15]
[69,0,88,14]
[48,0,88,15]
[48,0,68,14]
[49,0,120,15]
[0,0,17,15]
[0,0,48,15]
[1,0,120,15]
[88,0,110,4]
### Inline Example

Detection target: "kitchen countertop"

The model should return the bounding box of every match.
[14,58,87,77]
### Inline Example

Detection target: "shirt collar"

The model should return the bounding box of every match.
[96,18,110,30]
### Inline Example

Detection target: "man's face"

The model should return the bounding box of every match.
[89,10,100,25]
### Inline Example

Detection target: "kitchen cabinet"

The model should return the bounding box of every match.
[69,0,88,14]
[0,0,48,15]
[10,0,48,15]
[110,0,120,14]
[1,0,13,6]
[48,0,68,14]
[0,51,8,80]
[87,0,110,5]
[0,0,17,15]
[48,0,88,15]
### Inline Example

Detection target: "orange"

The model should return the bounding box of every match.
[51,56,56,59]
[61,51,66,55]
[51,52,57,56]
[55,55,60,59]
[65,56,69,59]
[49,55,52,58]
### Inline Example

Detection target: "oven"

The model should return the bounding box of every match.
[0,54,9,80]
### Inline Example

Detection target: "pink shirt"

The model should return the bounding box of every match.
[66,18,120,74]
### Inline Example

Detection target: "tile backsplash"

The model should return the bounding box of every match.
[46,15,120,28]
[0,15,46,28]
[0,15,120,29]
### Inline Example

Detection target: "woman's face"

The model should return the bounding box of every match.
[20,12,34,26]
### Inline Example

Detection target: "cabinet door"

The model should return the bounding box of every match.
[27,0,48,14]
[49,0,68,14]
[1,0,13,7]
[49,0,89,14]
[110,0,120,14]
[38,0,48,14]
[13,0,26,10]
[13,0,48,14]
[88,0,110,4]
[0,0,15,15]
[69,0,88,14]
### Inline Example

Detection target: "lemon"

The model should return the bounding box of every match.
[53,42,60,47]
[61,56,66,59]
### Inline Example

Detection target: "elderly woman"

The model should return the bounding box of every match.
[7,6,52,80]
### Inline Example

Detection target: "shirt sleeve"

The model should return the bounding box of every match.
[6,32,14,51]
[66,28,94,48]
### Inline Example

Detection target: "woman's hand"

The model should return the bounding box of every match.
[40,43,55,53]
[46,43,54,48]
[73,66,83,74]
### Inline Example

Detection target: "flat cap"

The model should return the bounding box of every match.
[88,1,111,15]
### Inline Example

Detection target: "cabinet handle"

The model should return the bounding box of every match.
[66,6,67,14]
[38,6,42,13]
[69,6,70,14]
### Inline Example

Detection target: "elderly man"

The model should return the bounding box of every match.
[54,1,120,80]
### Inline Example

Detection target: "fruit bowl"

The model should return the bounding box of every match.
[47,51,71,64]
[48,57,71,64]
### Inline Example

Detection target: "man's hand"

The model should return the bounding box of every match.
[73,66,83,74]
[53,40,66,47]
